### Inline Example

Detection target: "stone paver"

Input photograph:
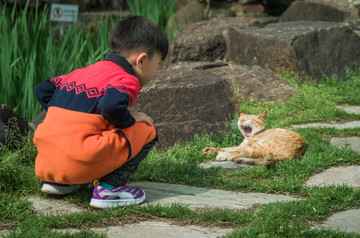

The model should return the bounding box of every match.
[129,182,300,210]
[54,221,233,238]
[305,166,360,188]
[336,105,360,115]
[330,136,360,153]
[26,196,85,215]
[315,209,360,235]
[290,121,360,129]
[198,161,252,170]
[290,105,360,130]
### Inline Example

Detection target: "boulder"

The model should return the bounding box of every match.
[223,21,360,82]
[304,0,360,23]
[130,68,239,149]
[166,1,208,38]
[207,64,295,102]
[280,1,347,22]
[130,63,295,149]
[168,16,277,63]
[29,110,47,129]
[0,104,31,148]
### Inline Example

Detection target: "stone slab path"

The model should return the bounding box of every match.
[290,120,360,130]
[330,137,360,153]
[315,209,360,235]
[129,182,300,210]
[305,166,360,188]
[26,196,85,216]
[54,221,233,238]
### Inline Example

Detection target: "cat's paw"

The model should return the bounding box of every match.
[202,147,217,154]
[264,153,274,167]
[215,152,230,161]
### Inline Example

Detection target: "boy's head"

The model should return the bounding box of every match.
[110,16,168,86]
[110,16,169,61]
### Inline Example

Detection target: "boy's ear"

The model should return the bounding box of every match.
[135,52,148,66]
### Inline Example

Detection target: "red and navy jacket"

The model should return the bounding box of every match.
[35,53,141,128]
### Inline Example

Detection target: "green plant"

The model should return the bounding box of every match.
[0,2,114,121]
[126,0,177,38]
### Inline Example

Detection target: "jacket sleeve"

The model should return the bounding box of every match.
[98,88,136,128]
[34,79,57,110]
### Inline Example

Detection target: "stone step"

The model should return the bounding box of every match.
[313,209,360,235]
[290,105,360,129]
[129,182,300,210]
[53,221,233,238]
[330,136,360,153]
[26,196,85,215]
[305,166,360,188]
[336,105,360,115]
[290,121,360,129]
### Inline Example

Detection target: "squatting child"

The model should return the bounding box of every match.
[33,16,168,209]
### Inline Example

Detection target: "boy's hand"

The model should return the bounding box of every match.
[130,110,153,126]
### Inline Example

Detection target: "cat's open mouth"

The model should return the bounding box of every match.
[241,126,252,137]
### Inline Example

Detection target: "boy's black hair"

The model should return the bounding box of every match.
[110,16,169,60]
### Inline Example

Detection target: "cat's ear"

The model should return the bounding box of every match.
[258,111,267,120]
[240,112,247,117]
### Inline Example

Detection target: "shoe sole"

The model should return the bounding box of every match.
[41,184,80,195]
[90,194,146,209]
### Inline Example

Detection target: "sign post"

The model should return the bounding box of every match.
[50,3,79,35]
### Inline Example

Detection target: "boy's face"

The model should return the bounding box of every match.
[135,52,162,87]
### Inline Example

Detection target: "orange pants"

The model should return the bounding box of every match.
[33,107,157,184]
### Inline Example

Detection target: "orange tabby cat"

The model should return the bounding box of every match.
[202,111,306,166]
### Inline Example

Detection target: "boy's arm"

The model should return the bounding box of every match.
[98,88,136,128]
[34,79,57,110]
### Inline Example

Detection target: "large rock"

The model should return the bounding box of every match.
[168,16,277,63]
[305,0,360,23]
[130,63,295,149]
[280,1,347,22]
[207,64,295,102]
[166,1,207,38]
[223,21,360,82]
[0,104,31,148]
[130,68,239,149]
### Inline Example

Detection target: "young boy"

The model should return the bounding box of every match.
[33,16,168,209]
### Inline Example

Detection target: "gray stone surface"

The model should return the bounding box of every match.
[290,121,360,129]
[330,136,360,153]
[129,182,300,210]
[224,21,360,82]
[316,209,360,234]
[336,105,360,115]
[291,105,360,130]
[26,196,85,215]
[305,166,360,188]
[198,161,253,170]
[54,222,233,238]
[280,1,347,22]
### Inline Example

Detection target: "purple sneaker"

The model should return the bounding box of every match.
[90,185,146,208]
[41,182,80,194]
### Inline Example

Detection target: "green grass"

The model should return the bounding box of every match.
[1,70,360,237]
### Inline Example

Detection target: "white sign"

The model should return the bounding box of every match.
[50,3,79,22]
